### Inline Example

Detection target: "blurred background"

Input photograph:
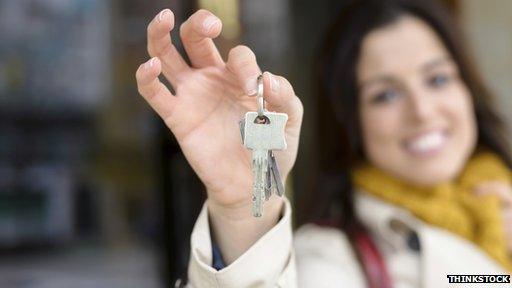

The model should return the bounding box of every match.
[0,0,510,287]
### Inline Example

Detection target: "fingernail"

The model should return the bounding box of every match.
[145,57,156,69]
[158,9,170,22]
[269,73,280,93]
[203,16,219,33]
[245,77,258,95]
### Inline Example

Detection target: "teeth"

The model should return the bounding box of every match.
[407,131,446,153]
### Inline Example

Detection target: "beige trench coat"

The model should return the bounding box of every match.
[185,190,508,287]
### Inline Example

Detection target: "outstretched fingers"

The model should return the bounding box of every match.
[226,45,262,96]
[179,9,224,68]
[136,57,177,121]
[225,45,302,125]
[147,9,191,86]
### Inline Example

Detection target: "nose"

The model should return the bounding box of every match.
[405,88,436,123]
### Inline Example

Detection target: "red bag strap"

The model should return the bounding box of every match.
[313,219,393,288]
[352,226,393,288]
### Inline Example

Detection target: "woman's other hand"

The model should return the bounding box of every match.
[474,181,512,254]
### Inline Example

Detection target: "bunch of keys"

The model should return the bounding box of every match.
[239,75,288,217]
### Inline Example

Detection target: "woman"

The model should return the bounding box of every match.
[135,0,512,286]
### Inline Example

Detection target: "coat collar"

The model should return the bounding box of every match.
[352,189,507,285]
[354,189,420,253]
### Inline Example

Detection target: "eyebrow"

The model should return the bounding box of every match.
[359,75,397,89]
[359,55,453,89]
[420,55,452,72]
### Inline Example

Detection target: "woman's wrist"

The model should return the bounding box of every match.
[207,196,284,264]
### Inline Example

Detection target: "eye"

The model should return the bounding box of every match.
[426,73,451,88]
[372,89,398,104]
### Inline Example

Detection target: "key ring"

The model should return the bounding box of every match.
[256,74,265,117]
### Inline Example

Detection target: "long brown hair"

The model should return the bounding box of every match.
[297,0,512,276]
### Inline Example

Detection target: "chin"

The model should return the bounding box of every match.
[401,168,458,186]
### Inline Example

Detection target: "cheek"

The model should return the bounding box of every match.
[360,105,404,159]
[444,84,477,144]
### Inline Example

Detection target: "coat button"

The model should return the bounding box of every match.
[406,231,421,251]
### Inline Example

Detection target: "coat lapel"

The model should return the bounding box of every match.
[354,190,508,288]
[419,225,507,287]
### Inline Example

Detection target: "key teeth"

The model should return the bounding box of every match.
[276,179,285,197]
[238,119,245,144]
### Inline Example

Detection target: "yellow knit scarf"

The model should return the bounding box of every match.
[351,150,512,272]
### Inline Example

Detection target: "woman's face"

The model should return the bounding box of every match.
[357,15,477,186]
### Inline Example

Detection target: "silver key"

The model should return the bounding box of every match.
[242,111,287,150]
[240,118,273,201]
[242,117,272,211]
[269,151,285,196]
[239,118,245,144]
[251,149,268,217]
[265,153,272,201]
[243,111,288,217]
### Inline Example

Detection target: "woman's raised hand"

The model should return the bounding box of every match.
[473,181,512,253]
[135,9,303,259]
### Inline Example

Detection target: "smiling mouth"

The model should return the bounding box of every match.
[404,129,449,157]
